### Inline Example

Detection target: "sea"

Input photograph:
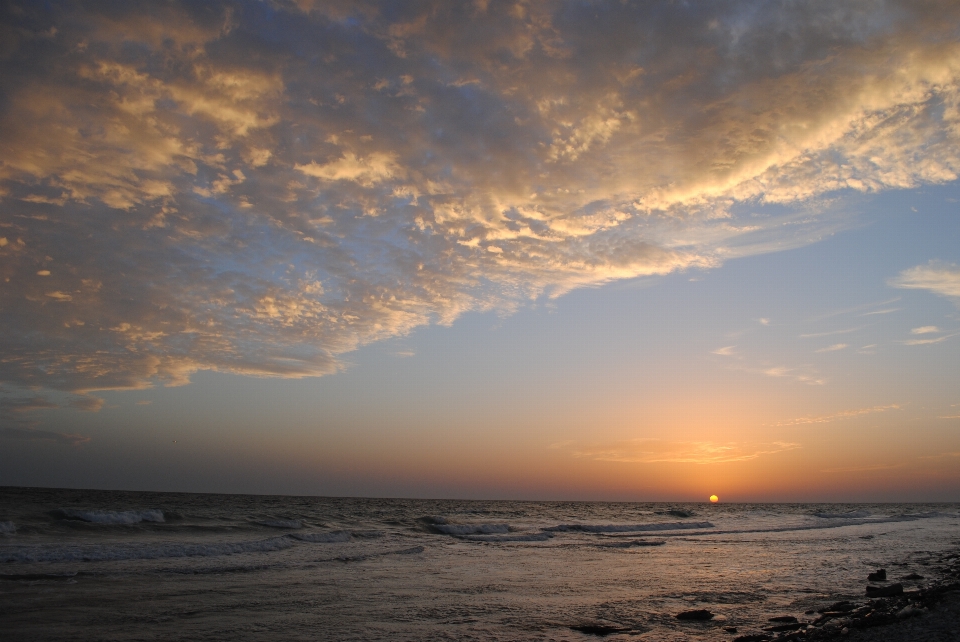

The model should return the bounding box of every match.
[1,487,958,641]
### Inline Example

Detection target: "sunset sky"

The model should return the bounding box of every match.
[1,0,959,501]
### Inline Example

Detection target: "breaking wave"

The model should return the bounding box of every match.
[52,508,165,525]
[460,532,554,542]
[431,523,511,536]
[545,521,714,533]
[290,531,352,543]
[258,519,302,529]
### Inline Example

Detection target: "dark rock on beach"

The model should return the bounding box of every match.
[867,569,886,581]
[723,548,960,641]
[675,608,714,620]
[569,623,632,636]
[866,583,903,597]
[902,573,924,580]
[818,600,855,613]
[723,625,738,632]
[764,622,803,632]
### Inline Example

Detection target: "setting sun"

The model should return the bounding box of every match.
[710,495,719,503]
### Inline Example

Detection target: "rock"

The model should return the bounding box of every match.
[733,635,771,642]
[897,605,922,619]
[867,569,887,581]
[569,623,631,636]
[723,626,738,633]
[902,573,924,580]
[818,601,856,613]
[764,622,802,632]
[768,616,798,623]
[841,626,849,635]
[675,609,714,621]
[866,583,903,597]
[804,609,815,615]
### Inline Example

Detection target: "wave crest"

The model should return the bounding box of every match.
[545,521,714,533]
[52,508,165,524]
[258,519,302,529]
[289,531,352,543]
[431,523,511,536]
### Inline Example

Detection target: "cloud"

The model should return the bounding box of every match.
[2,1,960,395]
[800,327,863,339]
[68,396,105,412]
[890,261,960,301]
[567,438,800,464]
[0,426,91,446]
[712,346,736,356]
[296,152,403,187]
[770,404,900,427]
[911,326,940,334]
[902,333,958,345]
[819,462,904,474]
[815,343,848,353]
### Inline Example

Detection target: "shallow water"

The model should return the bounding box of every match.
[1,487,958,640]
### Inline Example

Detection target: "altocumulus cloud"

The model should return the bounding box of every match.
[2,0,960,395]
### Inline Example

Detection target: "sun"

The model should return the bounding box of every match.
[709,495,719,503]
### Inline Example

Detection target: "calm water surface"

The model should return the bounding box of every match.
[1,487,958,641]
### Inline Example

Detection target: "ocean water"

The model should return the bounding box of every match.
[1,487,958,641]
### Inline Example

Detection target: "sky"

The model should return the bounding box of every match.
[1,0,959,502]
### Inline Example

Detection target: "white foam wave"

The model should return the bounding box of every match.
[0,536,295,564]
[461,532,554,542]
[290,531,352,543]
[691,513,943,537]
[545,521,714,533]
[259,519,302,529]
[54,508,165,524]
[431,523,511,536]
[0,521,16,534]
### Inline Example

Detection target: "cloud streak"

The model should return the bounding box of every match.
[568,439,800,465]
[2,1,960,394]
[890,261,960,301]
[769,404,901,427]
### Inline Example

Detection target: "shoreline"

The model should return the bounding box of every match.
[725,547,960,641]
